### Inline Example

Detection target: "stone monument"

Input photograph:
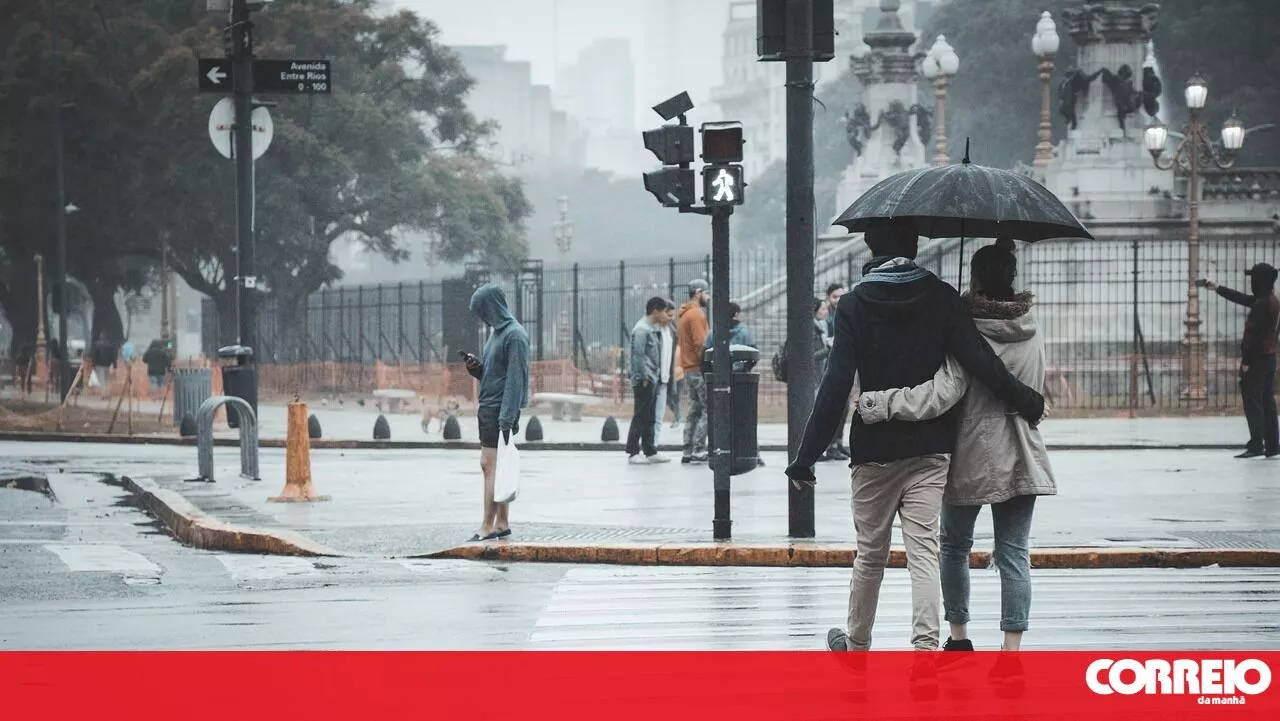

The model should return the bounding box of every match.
[833,0,931,223]
[1036,1,1174,222]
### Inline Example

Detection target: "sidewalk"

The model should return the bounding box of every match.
[6,391,1255,449]
[8,440,1277,564]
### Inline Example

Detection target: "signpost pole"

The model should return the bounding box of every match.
[784,0,816,539]
[231,0,256,363]
[710,206,733,541]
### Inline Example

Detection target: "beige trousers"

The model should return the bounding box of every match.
[846,454,950,651]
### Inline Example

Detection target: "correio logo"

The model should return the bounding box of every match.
[1086,658,1271,698]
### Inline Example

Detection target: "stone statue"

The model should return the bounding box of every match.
[1101,64,1160,132]
[1058,67,1103,130]
[844,103,875,157]
[909,103,933,151]
[1141,65,1162,118]
[1139,3,1160,37]
[882,100,911,157]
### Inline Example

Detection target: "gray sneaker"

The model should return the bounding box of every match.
[826,627,852,651]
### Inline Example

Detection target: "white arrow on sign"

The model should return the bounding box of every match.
[206,65,228,85]
[711,168,737,203]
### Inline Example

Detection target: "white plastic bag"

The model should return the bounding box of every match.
[493,433,520,504]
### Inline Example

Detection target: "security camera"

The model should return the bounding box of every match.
[651,92,694,122]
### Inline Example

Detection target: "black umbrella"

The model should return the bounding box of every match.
[833,142,1094,243]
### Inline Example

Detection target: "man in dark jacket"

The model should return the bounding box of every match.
[1205,263,1279,458]
[785,218,1045,657]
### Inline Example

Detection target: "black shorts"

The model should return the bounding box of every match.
[478,407,520,448]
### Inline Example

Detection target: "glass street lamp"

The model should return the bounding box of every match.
[1031,11,1060,168]
[925,35,959,165]
[1143,74,1247,402]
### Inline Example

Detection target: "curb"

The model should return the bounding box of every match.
[423,542,1280,569]
[0,430,1242,453]
[120,475,344,557]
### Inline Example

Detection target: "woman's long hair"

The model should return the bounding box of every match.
[969,236,1019,300]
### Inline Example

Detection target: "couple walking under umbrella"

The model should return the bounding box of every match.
[785,150,1093,689]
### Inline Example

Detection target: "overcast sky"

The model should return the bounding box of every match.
[388,0,730,127]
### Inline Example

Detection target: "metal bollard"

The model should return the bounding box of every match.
[196,395,260,481]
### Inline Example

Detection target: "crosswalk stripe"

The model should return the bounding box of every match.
[44,544,162,575]
[529,567,1280,650]
[214,555,321,581]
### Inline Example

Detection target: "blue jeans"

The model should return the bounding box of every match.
[940,495,1037,633]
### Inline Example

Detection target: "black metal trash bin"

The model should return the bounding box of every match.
[701,345,761,476]
[217,345,257,429]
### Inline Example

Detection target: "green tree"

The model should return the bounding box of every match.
[0,0,531,356]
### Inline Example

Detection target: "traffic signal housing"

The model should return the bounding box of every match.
[642,123,696,208]
[700,122,744,164]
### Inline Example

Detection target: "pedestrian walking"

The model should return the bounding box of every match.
[90,333,116,392]
[856,237,1057,662]
[627,297,675,464]
[677,280,710,463]
[464,283,531,541]
[784,219,1045,666]
[142,339,171,392]
[1203,264,1279,459]
[824,283,852,461]
[652,299,677,446]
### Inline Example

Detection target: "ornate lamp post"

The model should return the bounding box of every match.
[1143,74,1246,401]
[1031,11,1060,167]
[553,195,573,254]
[34,254,48,385]
[921,35,958,165]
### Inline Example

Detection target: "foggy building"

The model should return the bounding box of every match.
[452,44,583,170]
[555,38,649,177]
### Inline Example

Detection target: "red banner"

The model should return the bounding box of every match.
[2,651,1276,720]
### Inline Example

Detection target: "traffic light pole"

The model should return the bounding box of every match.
[709,206,733,541]
[785,0,816,538]
[231,0,257,358]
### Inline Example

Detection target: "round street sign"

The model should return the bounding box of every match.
[207,97,274,160]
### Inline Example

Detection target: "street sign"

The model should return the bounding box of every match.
[253,59,331,94]
[207,97,274,160]
[703,165,745,207]
[198,58,235,92]
[197,58,331,94]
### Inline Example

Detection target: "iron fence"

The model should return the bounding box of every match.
[204,234,1278,410]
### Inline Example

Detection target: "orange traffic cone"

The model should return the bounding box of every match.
[269,401,331,503]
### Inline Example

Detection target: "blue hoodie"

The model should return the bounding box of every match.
[468,284,530,427]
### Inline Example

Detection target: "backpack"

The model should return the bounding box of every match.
[771,341,789,384]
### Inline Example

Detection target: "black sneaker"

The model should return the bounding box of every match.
[939,637,975,668]
[1236,449,1265,459]
[681,454,708,464]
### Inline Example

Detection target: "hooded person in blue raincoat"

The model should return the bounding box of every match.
[464,284,530,542]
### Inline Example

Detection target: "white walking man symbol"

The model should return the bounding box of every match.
[711,168,737,203]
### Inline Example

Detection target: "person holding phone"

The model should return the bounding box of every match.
[465,283,531,541]
[1202,263,1280,459]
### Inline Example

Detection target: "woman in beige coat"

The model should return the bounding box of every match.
[857,237,1056,655]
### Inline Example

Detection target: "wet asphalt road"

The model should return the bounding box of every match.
[2,473,1279,651]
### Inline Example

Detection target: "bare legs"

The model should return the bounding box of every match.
[478,447,507,536]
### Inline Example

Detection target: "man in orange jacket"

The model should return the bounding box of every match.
[677,279,710,463]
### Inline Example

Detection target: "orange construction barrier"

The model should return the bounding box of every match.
[268,401,330,503]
